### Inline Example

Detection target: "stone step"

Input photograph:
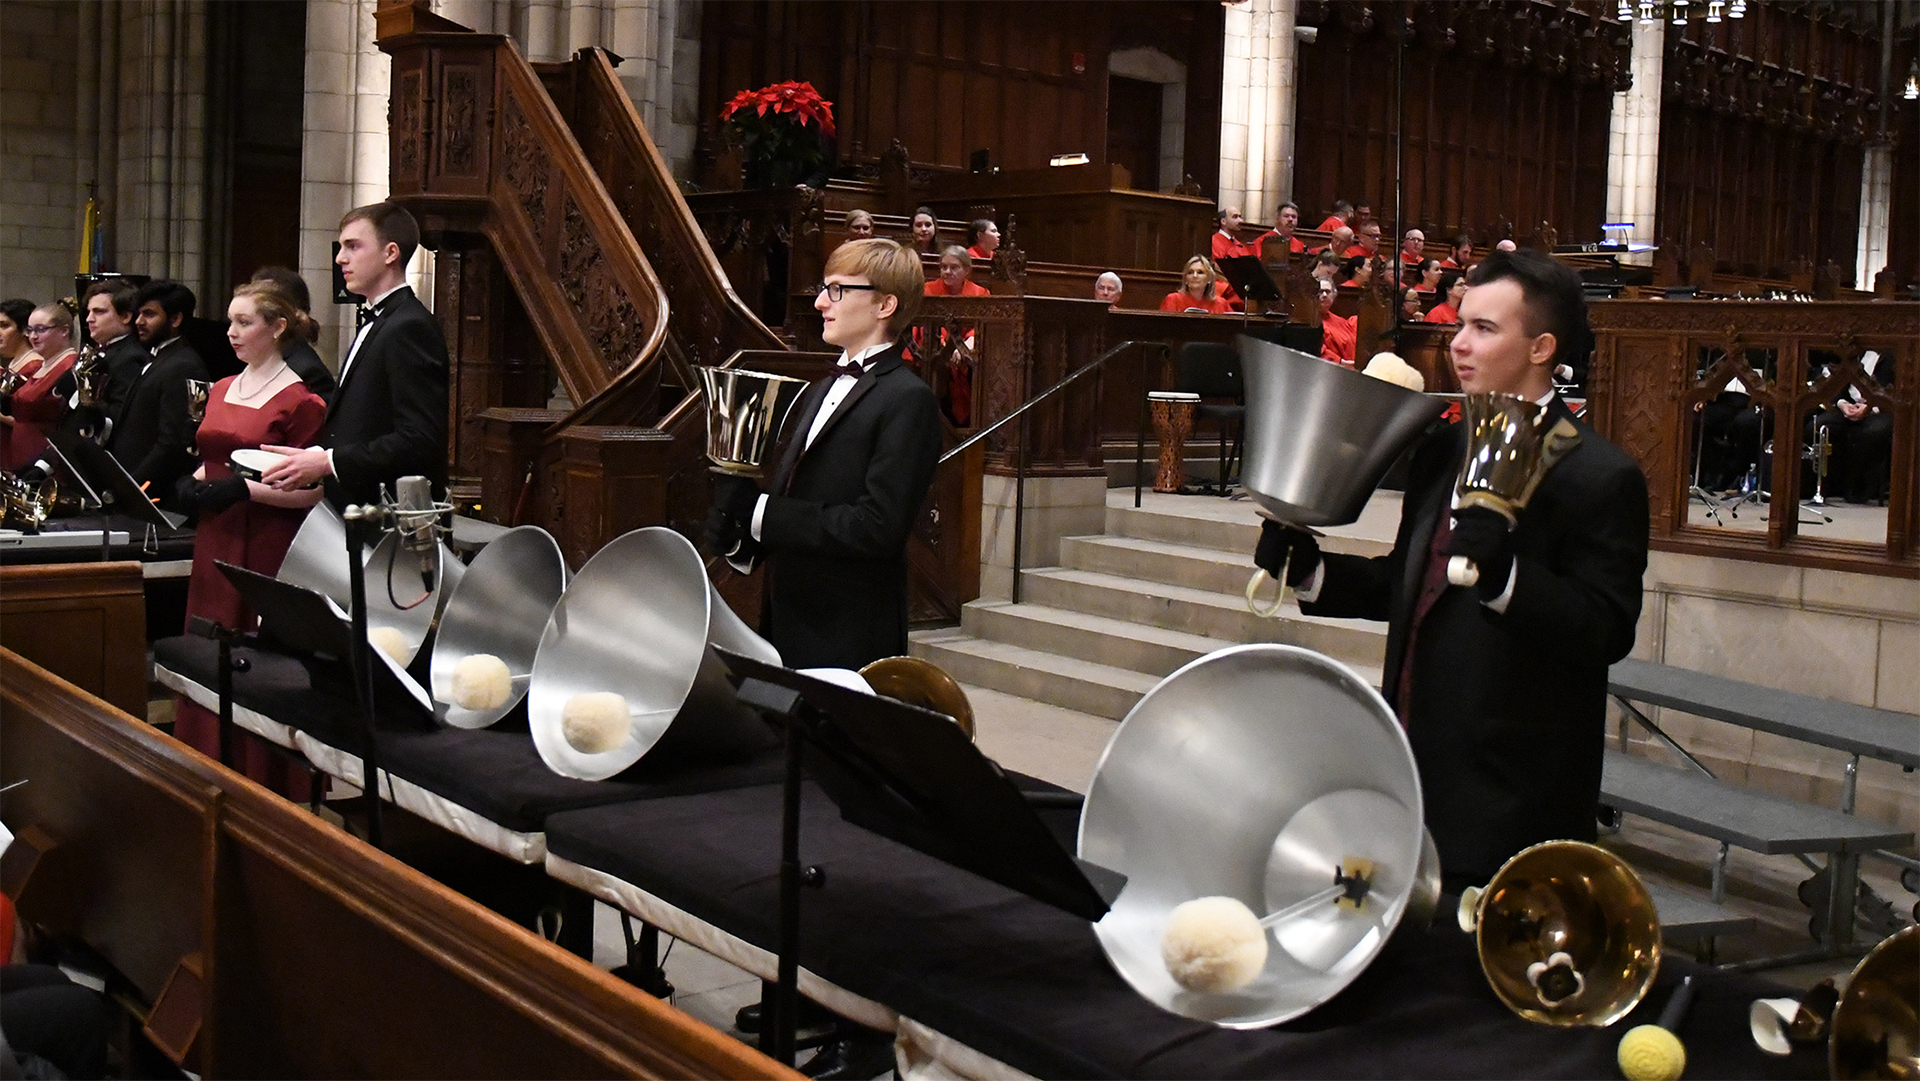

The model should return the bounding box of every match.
[1018,566,1388,670]
[1103,499,1398,561]
[961,600,1241,680]
[1061,533,1267,596]
[910,630,1156,721]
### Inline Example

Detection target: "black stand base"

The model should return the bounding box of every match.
[610,914,675,999]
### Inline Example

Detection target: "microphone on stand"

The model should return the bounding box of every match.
[394,475,440,595]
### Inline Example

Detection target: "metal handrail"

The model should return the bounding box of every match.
[937,339,1160,604]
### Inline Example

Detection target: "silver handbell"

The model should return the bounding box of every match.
[695,365,808,478]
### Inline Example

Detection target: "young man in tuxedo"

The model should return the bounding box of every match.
[1255,250,1649,892]
[261,202,448,508]
[82,281,145,419]
[706,238,942,672]
[105,280,208,505]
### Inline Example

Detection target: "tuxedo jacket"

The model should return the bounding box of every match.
[106,338,208,496]
[320,286,449,507]
[1302,396,1649,889]
[284,337,338,398]
[98,334,148,420]
[747,341,942,670]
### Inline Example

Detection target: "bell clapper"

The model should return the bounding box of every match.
[1259,860,1375,929]
[1526,952,1587,1008]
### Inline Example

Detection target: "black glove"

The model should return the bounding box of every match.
[199,475,251,516]
[704,501,743,556]
[1254,520,1322,588]
[173,474,207,513]
[712,474,763,526]
[1445,506,1516,601]
[15,461,47,485]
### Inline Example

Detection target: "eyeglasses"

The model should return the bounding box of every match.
[814,282,877,303]
[25,325,56,335]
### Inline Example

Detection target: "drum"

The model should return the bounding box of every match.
[1148,391,1200,493]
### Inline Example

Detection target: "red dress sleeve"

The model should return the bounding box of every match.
[1210,233,1232,260]
[276,389,328,449]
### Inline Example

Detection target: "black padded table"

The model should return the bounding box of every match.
[152,635,784,862]
[544,779,1824,1080]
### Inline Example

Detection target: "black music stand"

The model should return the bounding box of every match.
[48,428,185,541]
[217,562,430,848]
[1215,254,1283,305]
[713,647,1122,1067]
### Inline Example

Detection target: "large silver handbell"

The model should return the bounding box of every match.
[1445,393,1581,587]
[1079,643,1440,1028]
[428,524,567,729]
[696,364,809,477]
[1236,338,1448,617]
[527,526,779,781]
[275,500,466,669]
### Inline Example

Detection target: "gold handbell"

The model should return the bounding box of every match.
[858,655,975,740]
[73,345,108,408]
[0,365,28,396]
[1457,840,1662,1027]
[1446,393,1582,587]
[1828,925,1918,1080]
[186,378,212,425]
[1,472,59,533]
[695,365,808,478]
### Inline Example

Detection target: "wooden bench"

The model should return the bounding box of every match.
[1,647,793,1079]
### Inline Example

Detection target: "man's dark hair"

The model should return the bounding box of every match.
[134,280,196,321]
[1330,199,1353,216]
[340,201,421,267]
[250,265,312,312]
[1278,200,1298,213]
[1465,250,1591,367]
[83,280,137,318]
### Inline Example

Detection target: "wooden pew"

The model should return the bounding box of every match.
[0,561,148,717]
[0,648,795,1080]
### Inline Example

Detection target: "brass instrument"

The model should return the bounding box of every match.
[1,472,59,533]
[695,365,808,477]
[1457,841,1661,1027]
[1829,925,1917,1080]
[1446,394,1582,587]
[858,656,975,740]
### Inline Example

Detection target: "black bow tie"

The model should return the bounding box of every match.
[355,303,377,330]
[835,359,866,378]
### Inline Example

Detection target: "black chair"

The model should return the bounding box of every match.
[1175,342,1245,495]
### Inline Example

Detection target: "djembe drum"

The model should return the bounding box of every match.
[1148,391,1200,493]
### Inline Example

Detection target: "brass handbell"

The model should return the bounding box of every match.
[1828,925,1917,1080]
[73,345,108,408]
[695,365,808,478]
[186,378,212,424]
[1,472,59,534]
[1446,393,1582,587]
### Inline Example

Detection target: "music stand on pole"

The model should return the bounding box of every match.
[1214,255,1284,309]
[714,647,1124,1067]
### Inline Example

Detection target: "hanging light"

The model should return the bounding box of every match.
[1706,0,1723,22]
[1638,0,1658,25]
[1619,0,1633,20]
[1729,0,1746,17]
[1672,0,1688,25]
[1905,61,1919,101]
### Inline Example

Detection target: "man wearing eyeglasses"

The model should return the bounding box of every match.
[707,238,942,671]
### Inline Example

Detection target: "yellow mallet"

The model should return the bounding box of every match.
[1618,975,1695,1081]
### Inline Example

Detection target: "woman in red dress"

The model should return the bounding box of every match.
[2,301,79,473]
[918,247,989,426]
[1424,271,1467,324]
[173,281,328,795]
[1160,257,1234,314]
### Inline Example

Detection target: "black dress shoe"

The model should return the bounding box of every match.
[799,1032,896,1080]
[735,1002,762,1034]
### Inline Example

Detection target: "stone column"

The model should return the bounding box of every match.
[1854,142,1892,290]
[1605,19,1663,266]
[1218,0,1297,224]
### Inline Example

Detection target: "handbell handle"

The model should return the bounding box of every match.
[1245,567,1287,618]
[1447,555,1480,588]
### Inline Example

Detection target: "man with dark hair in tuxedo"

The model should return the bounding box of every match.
[1255,249,1649,891]
[262,201,448,508]
[706,237,941,672]
[106,280,208,503]
[81,281,144,419]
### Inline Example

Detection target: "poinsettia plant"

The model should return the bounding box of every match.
[721,80,836,188]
